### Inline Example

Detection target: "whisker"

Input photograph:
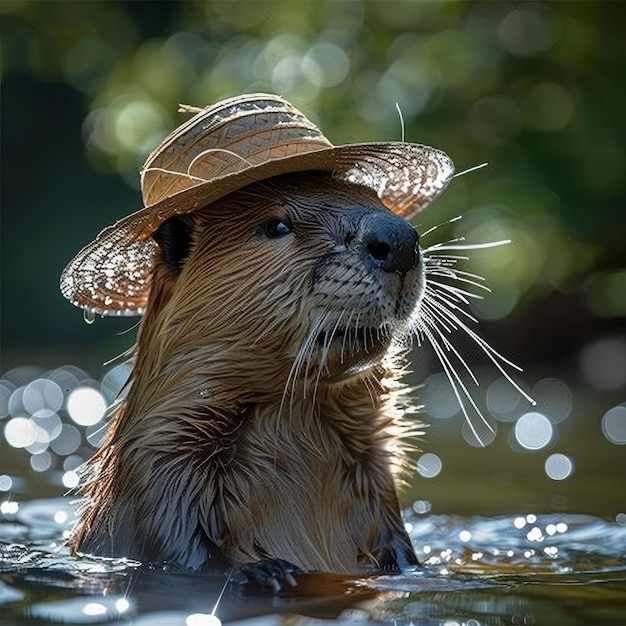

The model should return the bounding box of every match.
[310,309,343,411]
[426,265,490,286]
[452,162,488,178]
[280,313,324,417]
[425,239,511,253]
[427,277,488,303]
[432,295,523,372]
[352,313,361,353]
[426,285,481,320]
[395,102,405,143]
[417,319,492,444]
[423,289,535,406]
[424,255,470,266]
[300,316,326,393]
[419,301,480,385]
[419,215,463,240]
[340,309,356,364]
[423,236,467,251]
[413,223,536,445]
[320,311,346,372]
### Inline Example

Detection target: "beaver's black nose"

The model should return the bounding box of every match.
[362,212,420,276]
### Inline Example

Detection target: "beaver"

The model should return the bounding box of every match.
[61,94,457,590]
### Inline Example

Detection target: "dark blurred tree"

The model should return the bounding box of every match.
[1,0,625,372]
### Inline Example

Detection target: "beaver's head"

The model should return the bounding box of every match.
[141,172,424,402]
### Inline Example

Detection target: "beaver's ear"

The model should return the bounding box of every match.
[153,215,194,273]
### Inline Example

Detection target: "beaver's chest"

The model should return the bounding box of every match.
[215,413,389,573]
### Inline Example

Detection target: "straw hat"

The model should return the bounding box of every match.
[60,93,454,316]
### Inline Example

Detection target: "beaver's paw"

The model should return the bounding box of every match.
[240,558,300,592]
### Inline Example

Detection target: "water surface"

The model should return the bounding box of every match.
[1,498,625,625]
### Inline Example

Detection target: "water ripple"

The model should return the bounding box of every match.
[0,498,625,624]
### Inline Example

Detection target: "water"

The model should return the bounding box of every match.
[1,360,625,624]
[1,498,625,625]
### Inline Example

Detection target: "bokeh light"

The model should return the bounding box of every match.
[50,424,81,456]
[417,453,443,478]
[412,500,432,515]
[63,454,84,472]
[579,338,626,391]
[601,405,626,445]
[514,412,554,450]
[582,270,626,319]
[22,379,64,416]
[27,595,134,623]
[62,470,80,489]
[0,365,117,491]
[497,5,560,58]
[0,382,14,418]
[30,452,53,473]
[4,417,37,449]
[31,412,62,441]
[544,453,574,481]
[67,388,107,426]
[462,418,497,448]
[420,373,461,419]
[531,378,572,424]
[522,81,574,132]
[487,376,530,422]
[302,42,350,88]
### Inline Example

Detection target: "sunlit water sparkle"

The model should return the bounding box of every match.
[0,498,625,624]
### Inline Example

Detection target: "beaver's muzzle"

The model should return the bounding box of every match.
[361,212,420,277]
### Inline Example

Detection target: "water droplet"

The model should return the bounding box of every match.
[83,309,96,325]
[199,389,209,398]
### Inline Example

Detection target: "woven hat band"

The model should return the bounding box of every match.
[141,95,332,206]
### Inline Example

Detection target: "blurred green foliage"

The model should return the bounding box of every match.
[1,0,625,372]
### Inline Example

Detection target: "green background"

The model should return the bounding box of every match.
[2,0,625,371]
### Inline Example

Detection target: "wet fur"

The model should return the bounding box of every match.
[70,172,424,575]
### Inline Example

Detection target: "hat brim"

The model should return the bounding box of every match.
[60,141,454,316]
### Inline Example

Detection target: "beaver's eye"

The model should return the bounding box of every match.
[264,218,293,238]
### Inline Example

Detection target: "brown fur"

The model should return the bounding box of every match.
[70,172,424,575]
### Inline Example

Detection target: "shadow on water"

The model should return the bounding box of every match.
[1,498,625,625]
